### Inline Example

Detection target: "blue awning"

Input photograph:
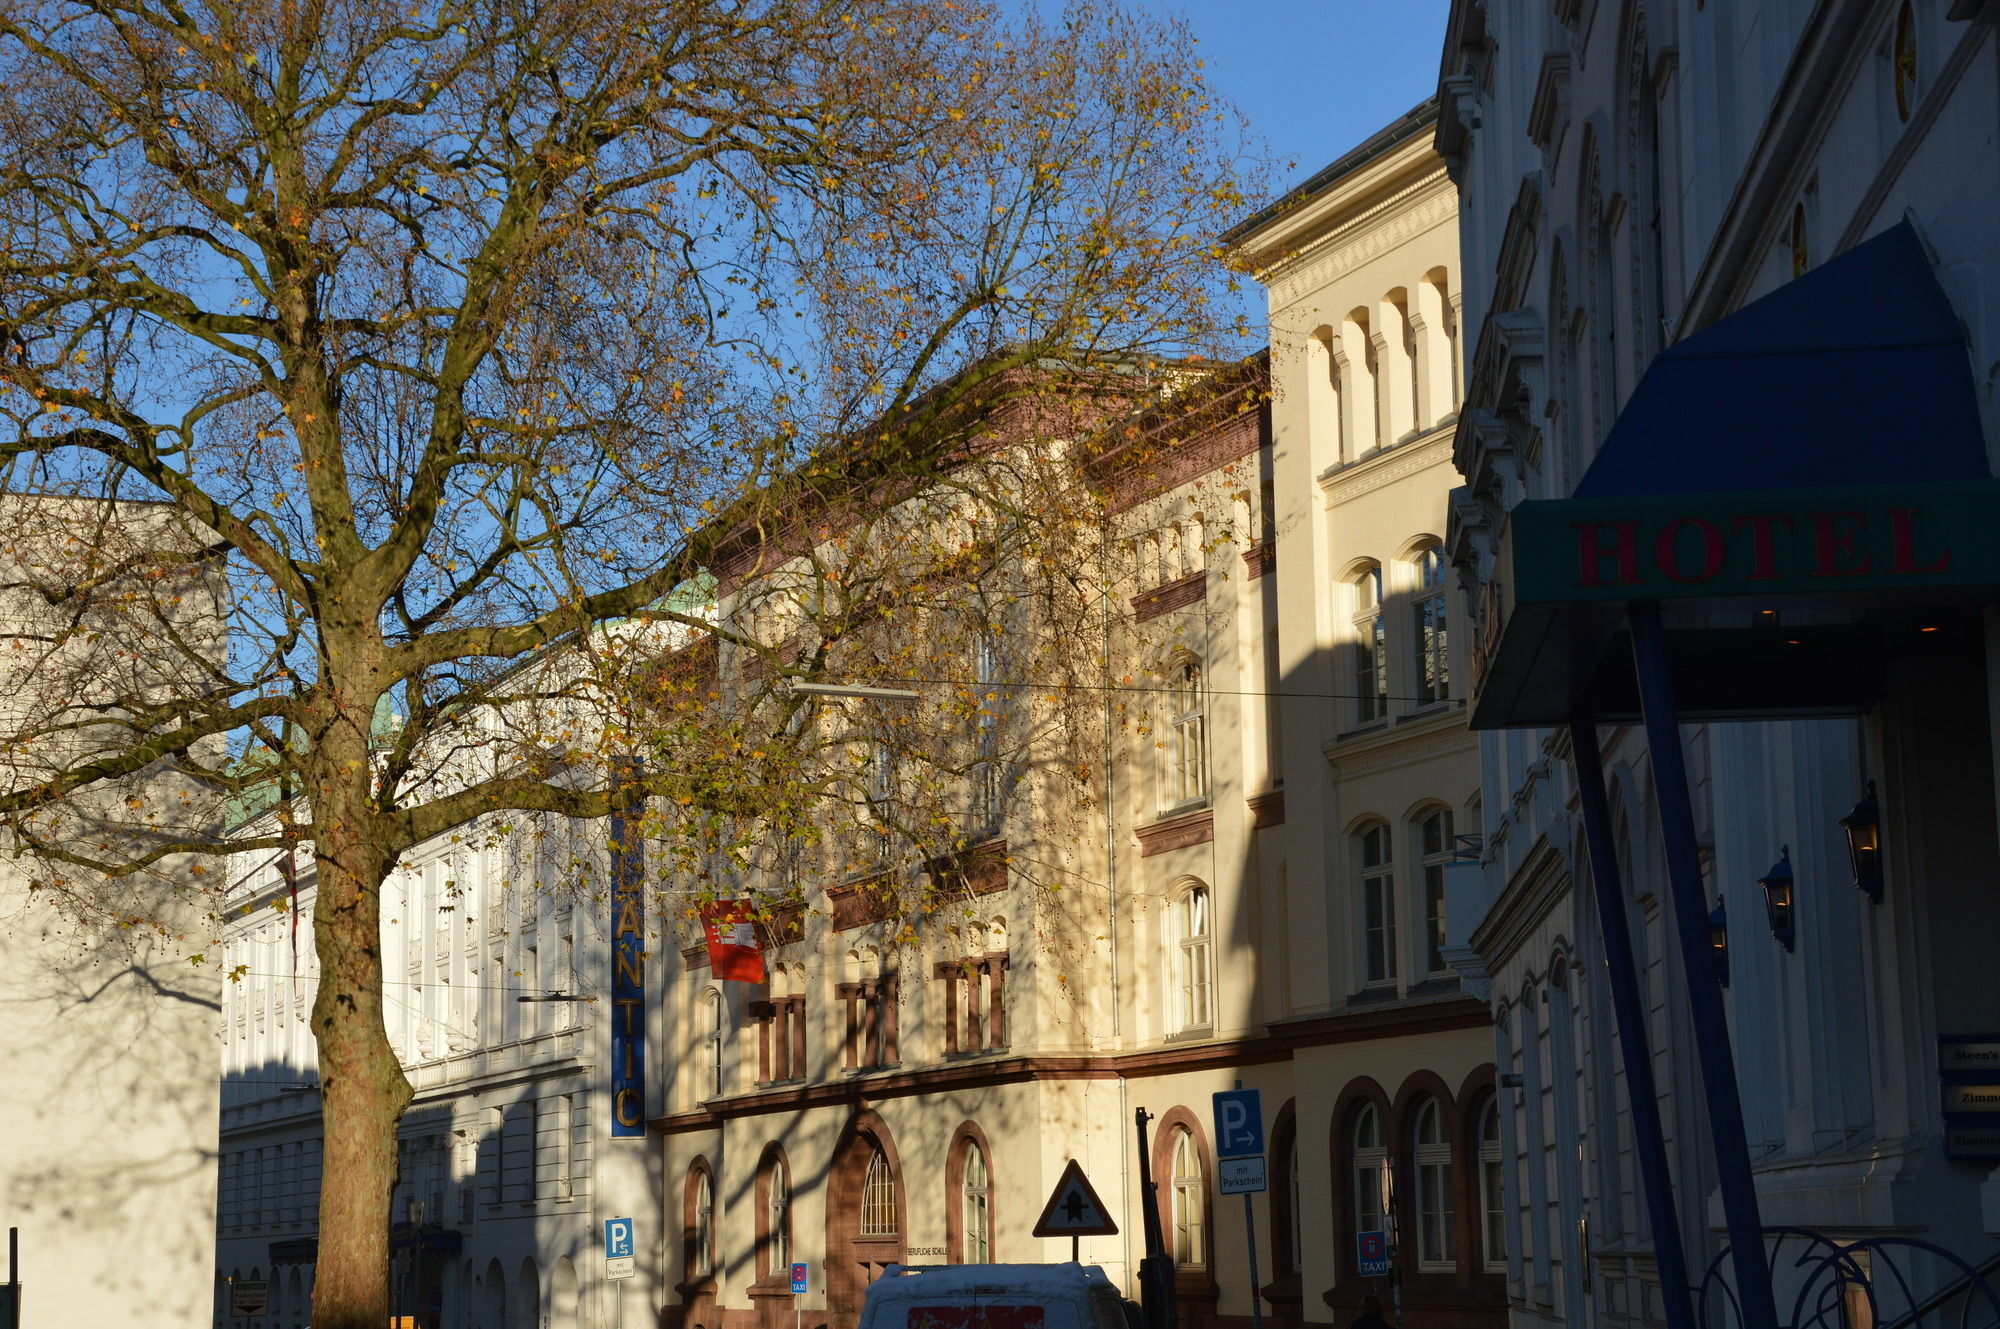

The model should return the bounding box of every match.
[1471,221,1999,730]
[1573,221,1988,498]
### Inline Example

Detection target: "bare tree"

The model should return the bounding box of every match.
[0,0,1253,1321]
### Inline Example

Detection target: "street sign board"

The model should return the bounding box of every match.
[1356,1230,1389,1277]
[230,1280,270,1316]
[605,1216,636,1280]
[1217,1156,1267,1195]
[1032,1159,1119,1237]
[791,1262,810,1295]
[1211,1089,1264,1159]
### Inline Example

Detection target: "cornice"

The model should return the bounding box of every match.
[1318,427,1457,505]
[649,997,1493,1133]
[1466,830,1573,972]
[1323,703,1476,779]
[1267,180,1458,314]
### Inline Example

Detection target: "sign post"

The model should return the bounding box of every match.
[1033,1159,1120,1263]
[605,1217,636,1281]
[1212,1087,1265,1329]
[791,1261,810,1329]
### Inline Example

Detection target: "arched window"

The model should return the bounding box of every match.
[961,1143,991,1262]
[861,1147,899,1238]
[1420,809,1454,975]
[1172,884,1213,1033]
[1479,1097,1506,1271]
[1358,824,1397,986]
[1351,1103,1388,1238]
[758,1151,791,1277]
[688,1165,714,1278]
[1166,659,1208,808]
[1412,546,1449,704]
[1352,566,1387,724]
[971,632,1003,835]
[1270,1112,1301,1278]
[1414,1099,1455,1269]
[701,989,725,1100]
[1171,1129,1207,1268]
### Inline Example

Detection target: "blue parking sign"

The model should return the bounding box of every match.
[1356,1230,1389,1276]
[605,1217,635,1260]
[1211,1088,1264,1159]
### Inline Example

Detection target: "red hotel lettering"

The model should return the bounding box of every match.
[1889,507,1951,574]
[1811,511,1872,577]
[1574,520,1642,587]
[1730,513,1796,580]
[1654,517,1727,583]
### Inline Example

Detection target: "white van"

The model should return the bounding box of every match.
[857,1264,1138,1329]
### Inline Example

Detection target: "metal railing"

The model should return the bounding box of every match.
[1695,1228,2000,1329]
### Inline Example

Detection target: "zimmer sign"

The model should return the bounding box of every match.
[609,775,647,1138]
[1507,481,2000,604]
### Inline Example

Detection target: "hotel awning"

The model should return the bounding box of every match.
[1472,221,2000,729]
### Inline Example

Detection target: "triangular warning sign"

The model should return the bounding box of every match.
[1032,1159,1119,1237]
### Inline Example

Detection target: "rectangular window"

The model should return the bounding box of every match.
[751,994,808,1083]
[1422,811,1453,974]
[934,956,1007,1055]
[1167,662,1208,807]
[1353,568,1388,723]
[1361,826,1397,985]
[839,974,901,1070]
[1414,547,1450,704]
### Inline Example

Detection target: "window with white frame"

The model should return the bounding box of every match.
[701,988,725,1100]
[1351,1103,1388,1238]
[1480,1097,1505,1271]
[1173,885,1213,1032]
[961,1142,991,1263]
[1413,545,1450,704]
[1166,659,1208,807]
[1414,1098,1455,1268]
[1352,566,1387,723]
[1359,824,1397,985]
[693,1167,714,1277]
[1421,809,1454,975]
[971,633,1003,835]
[765,1156,790,1275]
[1170,1128,1207,1267]
[860,1147,899,1238]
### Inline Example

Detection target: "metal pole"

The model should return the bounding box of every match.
[5,1226,17,1329]
[1628,603,1779,1329]
[1241,1194,1263,1329]
[1570,712,1698,1329]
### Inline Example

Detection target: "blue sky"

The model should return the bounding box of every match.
[1140,1,1453,329]
[1160,1,1451,194]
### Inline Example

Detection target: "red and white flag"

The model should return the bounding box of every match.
[701,901,767,983]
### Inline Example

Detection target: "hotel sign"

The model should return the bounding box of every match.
[1507,481,2000,606]
[609,779,647,1138]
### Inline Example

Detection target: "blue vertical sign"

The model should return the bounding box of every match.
[610,764,647,1137]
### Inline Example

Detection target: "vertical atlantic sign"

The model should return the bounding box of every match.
[609,764,646,1138]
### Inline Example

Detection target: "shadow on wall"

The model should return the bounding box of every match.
[0,872,223,1321]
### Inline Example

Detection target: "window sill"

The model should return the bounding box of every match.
[1164,1026,1216,1043]
[1335,719,1389,743]
[1135,805,1215,858]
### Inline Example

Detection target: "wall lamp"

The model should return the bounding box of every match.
[1708,897,1729,987]
[1758,847,1796,951]
[517,991,598,1004]
[1840,781,1883,904]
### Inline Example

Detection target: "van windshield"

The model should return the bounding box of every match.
[906,1306,1049,1329]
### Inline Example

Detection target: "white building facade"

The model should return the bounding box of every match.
[1439,3,2000,1329]
[215,802,666,1329]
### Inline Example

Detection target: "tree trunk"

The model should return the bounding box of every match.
[309,806,413,1329]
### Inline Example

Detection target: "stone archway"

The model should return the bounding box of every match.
[824,1110,907,1329]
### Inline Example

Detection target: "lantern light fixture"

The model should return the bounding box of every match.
[1708,897,1729,987]
[1841,781,1883,904]
[1759,847,1796,951]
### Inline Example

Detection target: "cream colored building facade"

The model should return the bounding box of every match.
[656,105,1505,1329]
